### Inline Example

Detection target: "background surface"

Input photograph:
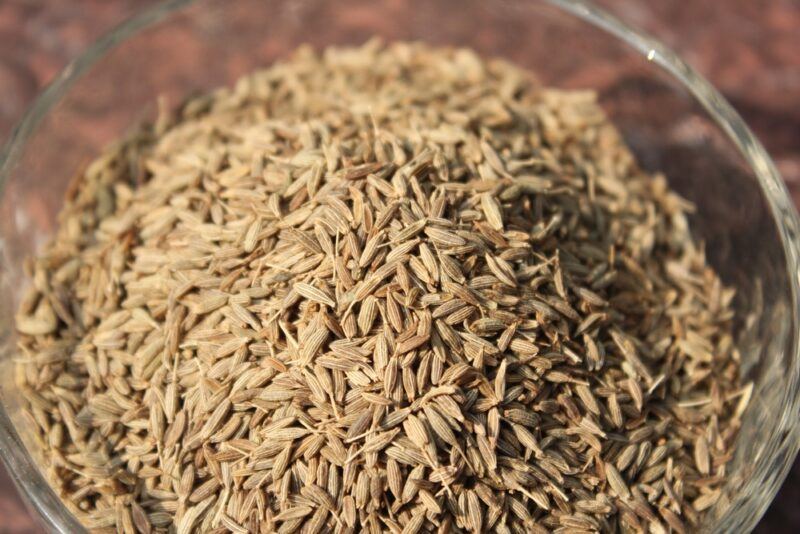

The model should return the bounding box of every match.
[0,0,797,531]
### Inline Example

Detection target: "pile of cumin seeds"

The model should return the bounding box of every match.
[15,41,751,534]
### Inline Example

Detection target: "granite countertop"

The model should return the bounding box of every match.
[0,1,797,532]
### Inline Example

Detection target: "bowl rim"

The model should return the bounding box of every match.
[0,0,797,531]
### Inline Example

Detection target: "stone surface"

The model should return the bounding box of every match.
[0,1,797,532]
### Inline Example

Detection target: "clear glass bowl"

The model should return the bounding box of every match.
[0,0,797,532]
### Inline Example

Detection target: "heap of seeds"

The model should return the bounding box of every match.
[15,41,750,533]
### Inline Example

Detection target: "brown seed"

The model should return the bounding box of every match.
[467,490,483,532]
[424,227,466,247]
[294,282,336,307]
[605,463,631,499]
[15,41,745,534]
[694,434,711,475]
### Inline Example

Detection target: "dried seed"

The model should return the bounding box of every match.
[16,42,745,534]
[294,282,336,307]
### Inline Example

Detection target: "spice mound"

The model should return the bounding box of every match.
[16,42,748,533]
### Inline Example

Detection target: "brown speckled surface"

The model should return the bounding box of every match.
[0,1,797,532]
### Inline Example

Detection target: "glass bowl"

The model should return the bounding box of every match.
[0,0,797,532]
